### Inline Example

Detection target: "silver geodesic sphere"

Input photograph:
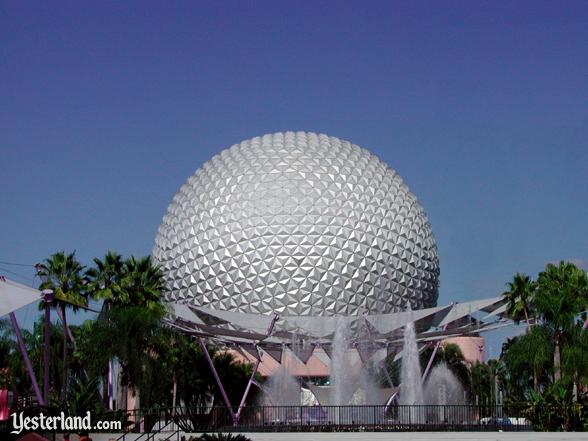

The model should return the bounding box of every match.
[153,132,439,316]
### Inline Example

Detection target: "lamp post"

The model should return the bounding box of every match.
[36,263,54,405]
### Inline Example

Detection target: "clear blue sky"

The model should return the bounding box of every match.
[1,1,587,358]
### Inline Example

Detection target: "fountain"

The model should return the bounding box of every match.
[262,315,467,413]
[263,366,300,406]
[330,316,357,405]
[255,314,474,429]
[423,362,467,423]
[424,362,466,405]
[398,320,424,405]
[262,344,300,406]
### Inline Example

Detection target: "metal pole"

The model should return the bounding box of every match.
[422,303,454,383]
[235,354,260,418]
[235,313,279,420]
[422,341,441,383]
[198,337,237,424]
[379,356,394,388]
[43,289,53,404]
[10,312,44,406]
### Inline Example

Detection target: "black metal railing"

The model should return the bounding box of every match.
[110,404,532,433]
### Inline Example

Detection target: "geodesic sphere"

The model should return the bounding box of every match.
[153,132,439,316]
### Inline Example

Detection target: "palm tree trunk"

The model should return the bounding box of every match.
[524,307,530,333]
[554,334,561,382]
[533,368,539,392]
[103,301,110,408]
[122,382,128,411]
[61,304,68,400]
[172,371,177,416]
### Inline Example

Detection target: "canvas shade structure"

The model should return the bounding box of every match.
[165,296,509,347]
[164,295,513,377]
[365,304,453,336]
[0,277,46,405]
[436,296,505,328]
[0,278,42,317]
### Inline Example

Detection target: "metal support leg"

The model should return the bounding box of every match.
[235,313,279,420]
[422,305,453,383]
[251,379,272,399]
[198,337,237,425]
[10,313,44,406]
[235,351,262,419]
[422,341,441,383]
[42,290,53,404]
[380,359,394,387]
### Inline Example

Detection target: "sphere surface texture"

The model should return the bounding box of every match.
[153,132,439,315]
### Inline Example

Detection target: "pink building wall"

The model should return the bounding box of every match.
[442,336,485,364]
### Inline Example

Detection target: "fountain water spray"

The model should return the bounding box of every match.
[330,316,356,405]
[423,362,467,423]
[423,362,466,405]
[263,344,300,406]
[399,319,424,405]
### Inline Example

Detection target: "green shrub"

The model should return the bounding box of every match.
[526,381,587,431]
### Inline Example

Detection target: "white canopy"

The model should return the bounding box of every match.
[165,295,513,352]
[191,305,274,333]
[171,303,205,325]
[366,304,452,335]
[0,278,42,317]
[437,296,504,327]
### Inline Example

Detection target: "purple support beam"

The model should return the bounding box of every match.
[384,391,398,408]
[422,303,454,383]
[421,341,441,383]
[235,352,261,416]
[235,313,279,420]
[380,359,394,388]
[251,379,265,392]
[198,336,237,425]
[10,313,44,406]
[42,290,53,404]
[251,379,275,403]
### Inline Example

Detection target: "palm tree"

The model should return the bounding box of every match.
[38,251,87,400]
[78,305,164,403]
[87,254,166,313]
[533,261,588,382]
[504,273,535,330]
[85,251,126,310]
[120,256,166,317]
[85,251,129,406]
[562,324,588,401]
[84,254,168,410]
[524,326,553,392]
[501,325,553,393]
[470,361,494,405]
[86,253,166,314]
